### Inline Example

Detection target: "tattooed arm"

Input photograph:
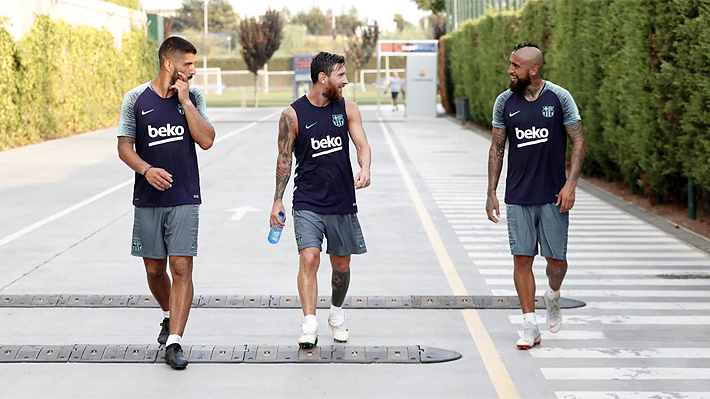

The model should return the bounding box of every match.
[556,121,587,213]
[486,127,507,223]
[270,107,298,229]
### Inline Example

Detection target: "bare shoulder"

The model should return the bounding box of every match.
[344,99,362,120]
[345,99,359,111]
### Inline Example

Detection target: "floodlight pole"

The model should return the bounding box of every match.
[203,0,208,92]
[376,42,381,117]
[332,11,336,51]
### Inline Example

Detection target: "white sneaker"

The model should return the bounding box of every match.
[516,322,541,350]
[544,289,562,333]
[298,324,318,349]
[328,315,350,343]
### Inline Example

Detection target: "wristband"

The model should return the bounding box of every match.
[142,165,153,176]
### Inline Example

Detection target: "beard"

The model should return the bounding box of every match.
[509,72,531,93]
[323,80,343,102]
[170,70,192,86]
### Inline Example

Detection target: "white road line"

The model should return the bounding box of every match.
[471,252,707,259]
[485,278,710,286]
[445,216,645,225]
[494,289,710,297]
[213,110,280,143]
[478,269,710,276]
[454,230,668,237]
[516,330,606,340]
[380,119,520,398]
[531,348,710,359]
[465,244,691,251]
[474,260,710,267]
[0,180,133,248]
[454,226,659,232]
[509,315,710,325]
[0,110,280,249]
[584,302,710,310]
[556,392,710,399]
[542,368,710,380]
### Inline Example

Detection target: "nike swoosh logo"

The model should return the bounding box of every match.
[509,110,521,117]
[549,321,560,329]
[306,122,318,129]
[141,109,155,115]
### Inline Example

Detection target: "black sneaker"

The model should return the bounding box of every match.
[165,343,188,370]
[157,318,170,345]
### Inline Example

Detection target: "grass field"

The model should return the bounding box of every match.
[204,86,400,108]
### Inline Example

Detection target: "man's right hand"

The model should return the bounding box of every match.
[145,167,173,191]
[486,190,500,223]
[270,200,286,229]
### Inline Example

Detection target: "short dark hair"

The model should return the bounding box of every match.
[310,52,345,83]
[159,36,197,64]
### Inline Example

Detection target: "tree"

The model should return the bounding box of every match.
[394,14,415,32]
[239,9,283,107]
[420,13,446,39]
[336,7,361,36]
[411,0,446,37]
[172,0,239,33]
[411,0,445,14]
[293,6,329,35]
[344,22,379,102]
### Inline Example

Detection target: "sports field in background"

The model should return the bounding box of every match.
[204,86,407,107]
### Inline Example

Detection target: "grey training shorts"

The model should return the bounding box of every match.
[131,204,199,258]
[506,203,569,260]
[293,210,367,256]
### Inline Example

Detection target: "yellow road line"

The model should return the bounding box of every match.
[379,119,521,399]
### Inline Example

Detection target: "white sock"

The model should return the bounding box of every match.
[166,334,181,347]
[302,315,318,332]
[546,288,559,299]
[523,312,537,326]
[163,310,170,319]
[329,305,345,324]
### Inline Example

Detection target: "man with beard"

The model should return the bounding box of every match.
[270,52,371,348]
[117,36,215,369]
[486,43,586,349]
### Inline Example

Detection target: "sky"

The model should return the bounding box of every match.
[141,0,431,32]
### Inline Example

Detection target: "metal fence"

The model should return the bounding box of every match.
[445,0,527,32]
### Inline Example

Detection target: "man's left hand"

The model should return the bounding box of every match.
[556,180,576,213]
[170,72,190,104]
[354,169,371,189]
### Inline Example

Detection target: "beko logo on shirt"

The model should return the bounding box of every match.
[147,124,185,147]
[515,126,549,148]
[311,135,343,157]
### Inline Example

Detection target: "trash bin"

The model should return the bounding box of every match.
[455,98,469,125]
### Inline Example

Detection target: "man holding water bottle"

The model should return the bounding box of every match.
[270,52,372,348]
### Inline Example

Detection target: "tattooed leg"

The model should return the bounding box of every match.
[330,254,351,307]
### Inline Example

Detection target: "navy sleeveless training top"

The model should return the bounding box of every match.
[290,95,357,215]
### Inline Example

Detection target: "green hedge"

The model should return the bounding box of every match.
[443,0,710,200]
[0,24,19,149]
[0,16,154,150]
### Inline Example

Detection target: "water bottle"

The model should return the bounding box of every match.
[268,212,285,244]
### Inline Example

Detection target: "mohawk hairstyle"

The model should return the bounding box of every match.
[512,42,544,67]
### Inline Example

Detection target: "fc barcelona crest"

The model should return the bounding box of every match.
[178,104,184,115]
[542,106,554,118]
[332,114,345,127]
